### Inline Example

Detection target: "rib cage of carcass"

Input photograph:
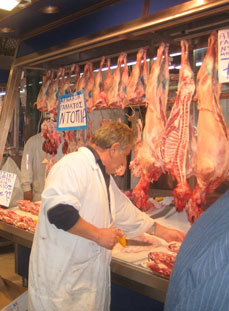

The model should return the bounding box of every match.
[161,40,196,214]
[129,43,169,210]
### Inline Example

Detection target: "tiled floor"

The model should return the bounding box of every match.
[0,243,22,287]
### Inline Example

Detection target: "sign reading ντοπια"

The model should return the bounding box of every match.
[57,90,88,131]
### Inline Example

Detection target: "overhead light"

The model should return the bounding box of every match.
[0,27,15,33]
[39,6,60,14]
[0,0,20,11]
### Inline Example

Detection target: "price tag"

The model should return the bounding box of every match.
[57,90,88,131]
[0,170,16,207]
[218,29,229,83]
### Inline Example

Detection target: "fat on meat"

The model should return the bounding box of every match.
[161,40,195,213]
[186,32,229,223]
[147,252,177,278]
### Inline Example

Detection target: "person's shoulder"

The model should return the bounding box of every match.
[26,133,43,145]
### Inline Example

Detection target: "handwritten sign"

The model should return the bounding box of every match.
[218,29,229,83]
[0,170,16,207]
[57,90,88,131]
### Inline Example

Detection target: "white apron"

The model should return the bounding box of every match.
[28,147,154,311]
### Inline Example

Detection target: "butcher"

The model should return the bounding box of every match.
[28,120,185,311]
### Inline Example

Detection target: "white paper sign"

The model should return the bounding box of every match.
[57,90,88,131]
[0,170,16,207]
[218,29,229,83]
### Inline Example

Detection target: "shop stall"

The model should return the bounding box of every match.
[0,0,228,306]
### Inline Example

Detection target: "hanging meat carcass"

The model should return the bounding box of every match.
[93,56,107,109]
[119,53,129,109]
[129,43,169,210]
[126,48,145,105]
[186,31,229,223]
[85,61,95,113]
[41,119,62,172]
[103,58,113,100]
[161,40,196,213]
[46,67,63,114]
[62,131,77,154]
[34,70,52,112]
[76,62,89,93]
[59,64,76,96]
[72,64,80,93]
[137,49,148,105]
[107,53,126,109]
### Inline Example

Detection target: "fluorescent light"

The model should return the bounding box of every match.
[170,52,181,57]
[0,91,6,96]
[195,61,202,67]
[0,0,19,11]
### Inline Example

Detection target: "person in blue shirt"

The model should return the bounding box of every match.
[164,190,229,311]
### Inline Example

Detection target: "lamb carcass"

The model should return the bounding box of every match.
[93,56,107,109]
[126,48,145,105]
[35,70,52,112]
[103,58,113,101]
[59,64,76,96]
[162,40,195,213]
[85,61,94,113]
[186,31,229,223]
[119,53,129,109]
[129,43,169,210]
[107,53,126,109]
[46,68,63,114]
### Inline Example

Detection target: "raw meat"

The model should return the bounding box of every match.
[41,119,62,171]
[126,48,145,105]
[62,131,77,154]
[147,251,177,278]
[93,56,107,109]
[119,53,129,109]
[103,58,113,98]
[107,53,126,108]
[167,241,181,253]
[72,64,80,93]
[130,43,169,210]
[34,70,52,112]
[84,61,94,113]
[59,64,76,96]
[186,32,229,223]
[162,40,195,212]
[47,68,63,114]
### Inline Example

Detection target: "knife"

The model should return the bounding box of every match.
[117,236,152,247]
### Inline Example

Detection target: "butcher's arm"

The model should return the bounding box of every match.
[148,222,185,243]
[47,203,123,250]
[69,217,123,250]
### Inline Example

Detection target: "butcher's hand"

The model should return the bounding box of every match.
[96,227,124,250]
[150,223,185,243]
